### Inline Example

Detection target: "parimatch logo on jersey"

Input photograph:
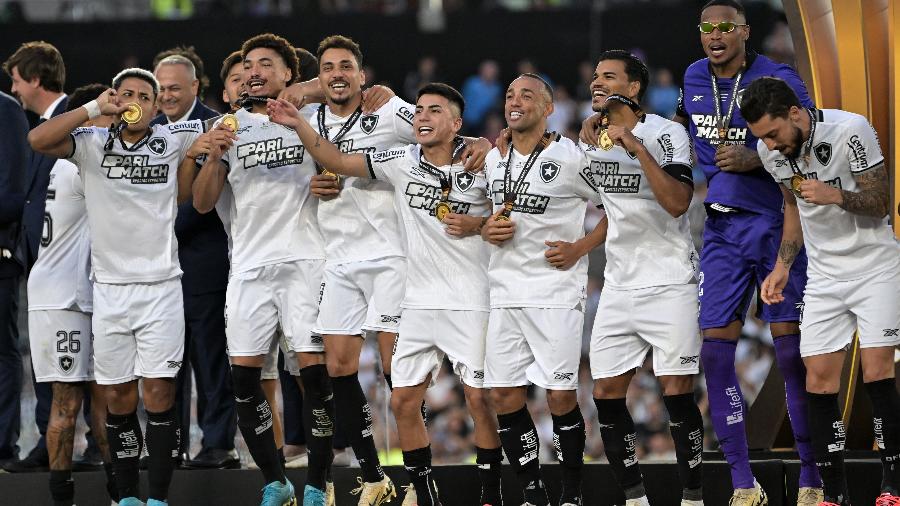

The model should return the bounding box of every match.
[102,155,169,184]
[690,114,749,143]
[404,183,471,216]
[236,137,305,169]
[581,161,640,193]
[489,181,550,214]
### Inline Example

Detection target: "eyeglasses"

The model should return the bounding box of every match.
[698,21,748,34]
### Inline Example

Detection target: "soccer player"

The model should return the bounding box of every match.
[27,83,119,506]
[267,82,504,506]
[192,33,335,506]
[28,68,206,506]
[742,76,900,506]
[307,34,414,498]
[480,73,600,506]
[579,51,705,506]
[673,1,820,503]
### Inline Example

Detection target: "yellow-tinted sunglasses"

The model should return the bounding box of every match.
[698,21,748,34]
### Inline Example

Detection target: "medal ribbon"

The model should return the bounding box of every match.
[503,131,554,211]
[417,156,452,202]
[104,124,152,153]
[787,108,818,176]
[709,66,744,145]
[315,104,363,175]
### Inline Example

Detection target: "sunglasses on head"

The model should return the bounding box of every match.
[698,21,747,34]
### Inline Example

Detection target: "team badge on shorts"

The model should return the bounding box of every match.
[539,161,560,183]
[360,114,379,134]
[59,355,74,374]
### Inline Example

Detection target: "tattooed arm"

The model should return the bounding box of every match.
[837,165,891,218]
[761,186,803,305]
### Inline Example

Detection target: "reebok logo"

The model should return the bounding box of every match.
[680,355,699,365]
[167,360,182,369]
[553,371,574,381]
[883,329,899,337]
[380,315,400,324]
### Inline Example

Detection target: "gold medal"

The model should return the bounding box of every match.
[789,174,805,196]
[435,202,452,222]
[598,130,614,151]
[495,201,513,221]
[220,113,239,132]
[121,103,142,124]
[321,168,342,184]
[718,127,728,140]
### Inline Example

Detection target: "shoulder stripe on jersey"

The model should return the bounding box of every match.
[365,154,377,179]
[661,163,695,189]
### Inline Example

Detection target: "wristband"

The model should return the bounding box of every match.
[82,100,101,120]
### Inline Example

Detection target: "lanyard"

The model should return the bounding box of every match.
[503,131,553,205]
[709,66,744,143]
[317,104,363,144]
[787,108,818,176]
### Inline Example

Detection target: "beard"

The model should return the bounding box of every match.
[781,126,804,158]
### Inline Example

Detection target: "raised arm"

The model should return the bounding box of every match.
[266,98,370,178]
[29,88,127,158]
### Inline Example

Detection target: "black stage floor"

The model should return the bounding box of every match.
[0,454,885,505]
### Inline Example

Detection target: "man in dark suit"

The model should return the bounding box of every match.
[2,41,68,472]
[0,90,30,469]
[151,51,238,469]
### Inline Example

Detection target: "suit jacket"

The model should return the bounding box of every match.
[0,92,30,278]
[152,98,229,295]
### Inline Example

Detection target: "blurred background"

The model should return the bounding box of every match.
[2,0,798,468]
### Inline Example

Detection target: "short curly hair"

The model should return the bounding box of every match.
[240,33,299,85]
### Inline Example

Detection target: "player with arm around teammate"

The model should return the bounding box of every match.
[742,76,900,506]
[267,82,504,506]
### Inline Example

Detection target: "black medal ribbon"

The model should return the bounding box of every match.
[708,64,744,145]
[787,108,818,176]
[238,93,270,110]
[315,104,363,175]
[417,156,452,202]
[503,131,554,212]
[104,123,152,153]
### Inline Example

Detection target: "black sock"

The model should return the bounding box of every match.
[552,407,585,504]
[807,392,849,503]
[497,407,548,506]
[865,378,900,494]
[145,407,178,501]
[476,446,503,505]
[231,365,284,485]
[300,364,335,489]
[383,373,393,390]
[277,446,286,472]
[663,393,704,499]
[332,372,383,483]
[594,398,644,498]
[104,462,119,502]
[49,469,74,506]
[106,411,142,499]
[403,446,440,506]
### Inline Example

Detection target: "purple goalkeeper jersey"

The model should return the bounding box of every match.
[678,52,813,216]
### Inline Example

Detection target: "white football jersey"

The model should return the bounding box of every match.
[484,136,601,308]
[27,160,92,311]
[312,96,416,263]
[67,120,202,283]
[758,108,900,280]
[579,114,697,289]
[221,106,324,274]
[367,145,492,311]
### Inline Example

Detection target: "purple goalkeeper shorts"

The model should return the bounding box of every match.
[698,209,808,330]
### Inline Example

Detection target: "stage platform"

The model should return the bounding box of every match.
[0,454,885,505]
